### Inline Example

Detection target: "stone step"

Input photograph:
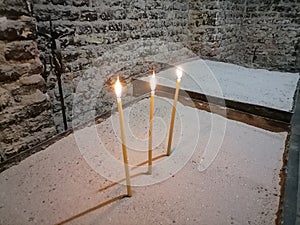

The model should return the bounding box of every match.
[134,59,299,123]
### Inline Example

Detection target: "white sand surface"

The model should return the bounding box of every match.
[0,97,287,225]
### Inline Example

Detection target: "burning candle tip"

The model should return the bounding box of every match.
[176,66,183,80]
[150,70,156,92]
[115,76,122,98]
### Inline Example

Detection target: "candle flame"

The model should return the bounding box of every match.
[176,66,183,80]
[115,77,122,98]
[150,70,156,91]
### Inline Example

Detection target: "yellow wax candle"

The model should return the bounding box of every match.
[167,67,183,156]
[148,70,156,174]
[115,77,132,197]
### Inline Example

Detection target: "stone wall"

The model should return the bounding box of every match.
[188,0,246,61]
[33,0,193,131]
[240,0,300,71]
[0,0,56,161]
[188,0,300,72]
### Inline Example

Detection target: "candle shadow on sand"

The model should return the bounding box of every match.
[54,194,128,225]
[98,153,167,192]
[54,154,168,224]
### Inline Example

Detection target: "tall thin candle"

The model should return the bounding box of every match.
[115,77,132,197]
[167,67,183,156]
[148,70,156,174]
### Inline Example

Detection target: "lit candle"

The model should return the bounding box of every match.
[167,67,183,156]
[115,77,132,197]
[148,70,156,174]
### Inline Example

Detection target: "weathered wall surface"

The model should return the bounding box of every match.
[0,0,56,161]
[241,0,300,71]
[188,0,300,72]
[188,0,245,62]
[33,0,192,131]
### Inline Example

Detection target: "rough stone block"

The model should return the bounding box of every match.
[7,79,45,99]
[0,0,30,19]
[112,9,126,20]
[0,18,36,41]
[1,118,55,158]
[0,65,24,82]
[81,10,98,21]
[0,87,11,111]
[99,11,113,20]
[19,74,45,87]
[62,9,80,21]
[21,90,47,106]
[72,0,89,7]
[35,8,58,21]
[76,24,92,35]
[51,0,66,5]
[26,111,55,133]
[0,59,43,83]
[28,58,44,75]
[5,41,38,61]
